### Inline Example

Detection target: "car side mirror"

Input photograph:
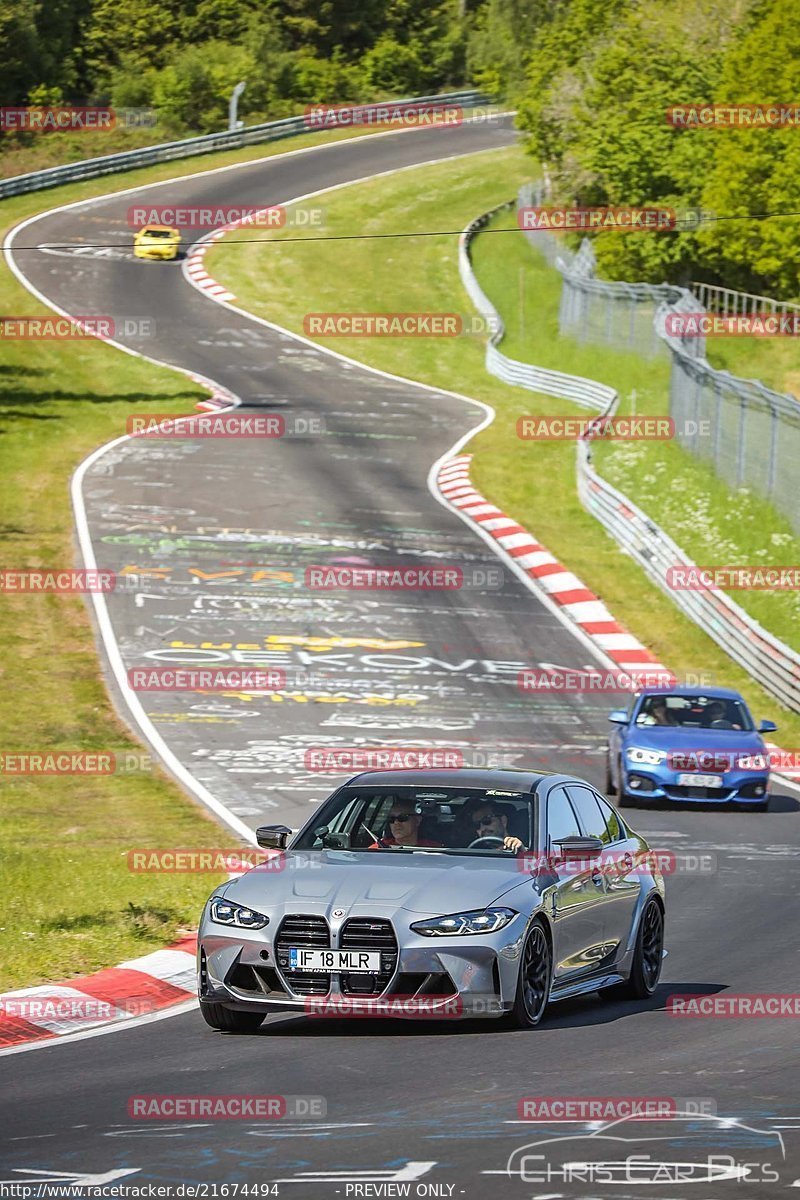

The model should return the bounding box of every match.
[551,835,604,858]
[758,719,777,734]
[256,824,292,850]
[608,709,628,725]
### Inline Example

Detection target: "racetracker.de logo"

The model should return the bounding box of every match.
[0,752,115,775]
[127,667,285,691]
[665,312,800,337]
[518,668,677,693]
[303,313,462,337]
[128,1096,287,1119]
[304,995,467,1017]
[666,103,800,127]
[0,569,115,593]
[1,996,154,1022]
[127,848,285,873]
[304,102,463,128]
[518,206,677,232]
[305,565,463,590]
[518,1097,679,1121]
[0,106,114,130]
[666,565,800,590]
[128,204,288,229]
[1,317,114,339]
[668,994,800,1017]
[517,416,674,440]
[127,413,285,438]
[304,747,464,771]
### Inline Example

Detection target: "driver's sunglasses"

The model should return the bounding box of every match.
[472,814,495,828]
[389,812,413,822]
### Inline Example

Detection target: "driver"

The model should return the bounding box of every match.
[368,806,443,849]
[467,801,526,852]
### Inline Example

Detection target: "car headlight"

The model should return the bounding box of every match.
[737,753,768,770]
[626,747,666,765]
[209,898,269,929]
[410,908,517,937]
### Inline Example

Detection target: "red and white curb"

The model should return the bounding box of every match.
[436,455,800,781]
[0,934,196,1048]
[437,454,671,677]
[185,230,236,303]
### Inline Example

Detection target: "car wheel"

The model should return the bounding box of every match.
[511,919,552,1029]
[617,898,664,1000]
[605,752,617,796]
[200,1002,265,1033]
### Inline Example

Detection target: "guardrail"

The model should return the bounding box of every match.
[459,203,800,714]
[0,90,491,201]
[690,281,800,318]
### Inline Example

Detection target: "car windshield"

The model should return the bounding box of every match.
[634,693,753,731]
[142,228,173,238]
[292,785,536,855]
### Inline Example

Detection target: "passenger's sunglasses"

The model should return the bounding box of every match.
[389,812,414,822]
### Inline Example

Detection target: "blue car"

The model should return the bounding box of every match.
[606,686,776,810]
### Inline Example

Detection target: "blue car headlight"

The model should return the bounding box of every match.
[410,908,517,937]
[626,747,666,766]
[209,898,269,929]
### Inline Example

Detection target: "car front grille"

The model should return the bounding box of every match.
[275,914,331,995]
[340,918,398,996]
[273,914,398,998]
[664,785,735,801]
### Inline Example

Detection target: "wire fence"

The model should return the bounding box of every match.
[517,183,800,534]
[459,203,800,715]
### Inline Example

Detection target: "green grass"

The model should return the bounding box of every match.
[472,212,800,652]
[0,120,396,988]
[705,333,800,401]
[206,148,800,745]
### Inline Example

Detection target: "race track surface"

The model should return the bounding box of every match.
[3,118,800,1198]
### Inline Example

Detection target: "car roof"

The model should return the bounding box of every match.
[345,767,549,792]
[636,685,744,700]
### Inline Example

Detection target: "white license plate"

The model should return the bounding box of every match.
[677,773,724,788]
[288,948,381,973]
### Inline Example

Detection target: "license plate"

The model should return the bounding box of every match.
[288,948,381,973]
[677,773,724,788]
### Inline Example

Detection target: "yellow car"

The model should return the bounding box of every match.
[133,224,181,260]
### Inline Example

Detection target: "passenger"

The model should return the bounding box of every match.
[649,697,677,726]
[369,807,443,849]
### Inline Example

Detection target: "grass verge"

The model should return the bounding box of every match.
[206,148,800,745]
[0,120,394,988]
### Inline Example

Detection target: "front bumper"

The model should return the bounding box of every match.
[198,911,528,1020]
[623,764,769,803]
[134,245,178,260]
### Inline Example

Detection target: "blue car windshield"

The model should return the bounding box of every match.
[293,785,535,854]
[635,693,754,731]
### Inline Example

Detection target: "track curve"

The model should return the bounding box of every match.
[3,118,800,1198]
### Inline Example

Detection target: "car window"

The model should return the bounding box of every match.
[545,787,581,849]
[592,792,624,843]
[566,786,611,842]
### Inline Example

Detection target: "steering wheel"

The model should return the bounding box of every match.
[468,835,506,850]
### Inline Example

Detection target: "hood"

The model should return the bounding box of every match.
[223,849,532,917]
[625,726,765,755]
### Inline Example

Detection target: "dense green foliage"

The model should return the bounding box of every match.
[3,0,796,295]
[1,0,477,132]
[473,0,799,297]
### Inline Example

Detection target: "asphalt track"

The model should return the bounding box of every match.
[3,118,800,1198]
